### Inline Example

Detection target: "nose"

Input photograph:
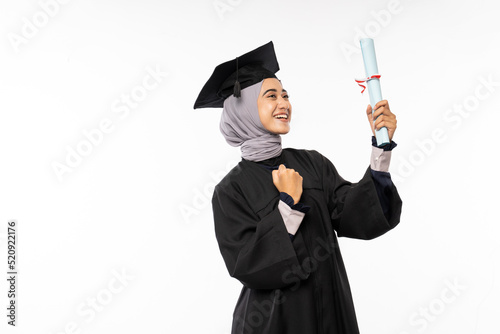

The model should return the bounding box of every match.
[277,96,290,110]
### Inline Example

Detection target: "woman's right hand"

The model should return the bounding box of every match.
[272,164,303,204]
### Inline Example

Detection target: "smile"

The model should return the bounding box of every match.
[274,113,288,120]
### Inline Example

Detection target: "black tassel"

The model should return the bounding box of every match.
[233,56,241,98]
[233,80,241,98]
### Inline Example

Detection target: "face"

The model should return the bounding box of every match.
[257,78,292,135]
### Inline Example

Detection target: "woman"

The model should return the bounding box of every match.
[194,41,402,334]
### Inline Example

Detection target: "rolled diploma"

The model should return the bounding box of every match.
[360,38,390,147]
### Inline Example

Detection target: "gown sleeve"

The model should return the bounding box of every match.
[212,183,306,290]
[319,152,402,240]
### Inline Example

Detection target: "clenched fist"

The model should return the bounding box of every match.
[272,164,303,205]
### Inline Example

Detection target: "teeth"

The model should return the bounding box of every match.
[274,114,288,119]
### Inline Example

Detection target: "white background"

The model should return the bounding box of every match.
[1,0,499,333]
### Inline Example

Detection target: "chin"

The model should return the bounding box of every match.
[276,127,290,135]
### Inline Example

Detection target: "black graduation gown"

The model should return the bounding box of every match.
[212,148,402,334]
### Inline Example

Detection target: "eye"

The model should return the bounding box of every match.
[267,94,277,98]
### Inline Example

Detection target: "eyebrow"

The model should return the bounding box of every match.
[262,88,288,97]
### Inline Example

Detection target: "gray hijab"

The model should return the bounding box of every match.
[220,80,282,162]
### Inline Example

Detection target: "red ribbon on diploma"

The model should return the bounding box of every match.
[355,74,381,94]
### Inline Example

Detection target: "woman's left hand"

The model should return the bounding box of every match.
[366,100,397,141]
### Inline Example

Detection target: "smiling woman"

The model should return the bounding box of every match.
[257,79,292,135]
[193,41,402,334]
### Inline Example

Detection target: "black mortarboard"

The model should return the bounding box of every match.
[193,41,280,109]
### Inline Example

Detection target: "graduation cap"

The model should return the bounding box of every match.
[193,41,280,109]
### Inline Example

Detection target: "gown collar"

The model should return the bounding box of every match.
[242,149,287,170]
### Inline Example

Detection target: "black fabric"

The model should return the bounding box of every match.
[370,169,395,219]
[193,41,279,109]
[372,136,397,151]
[212,148,402,334]
[279,192,310,213]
